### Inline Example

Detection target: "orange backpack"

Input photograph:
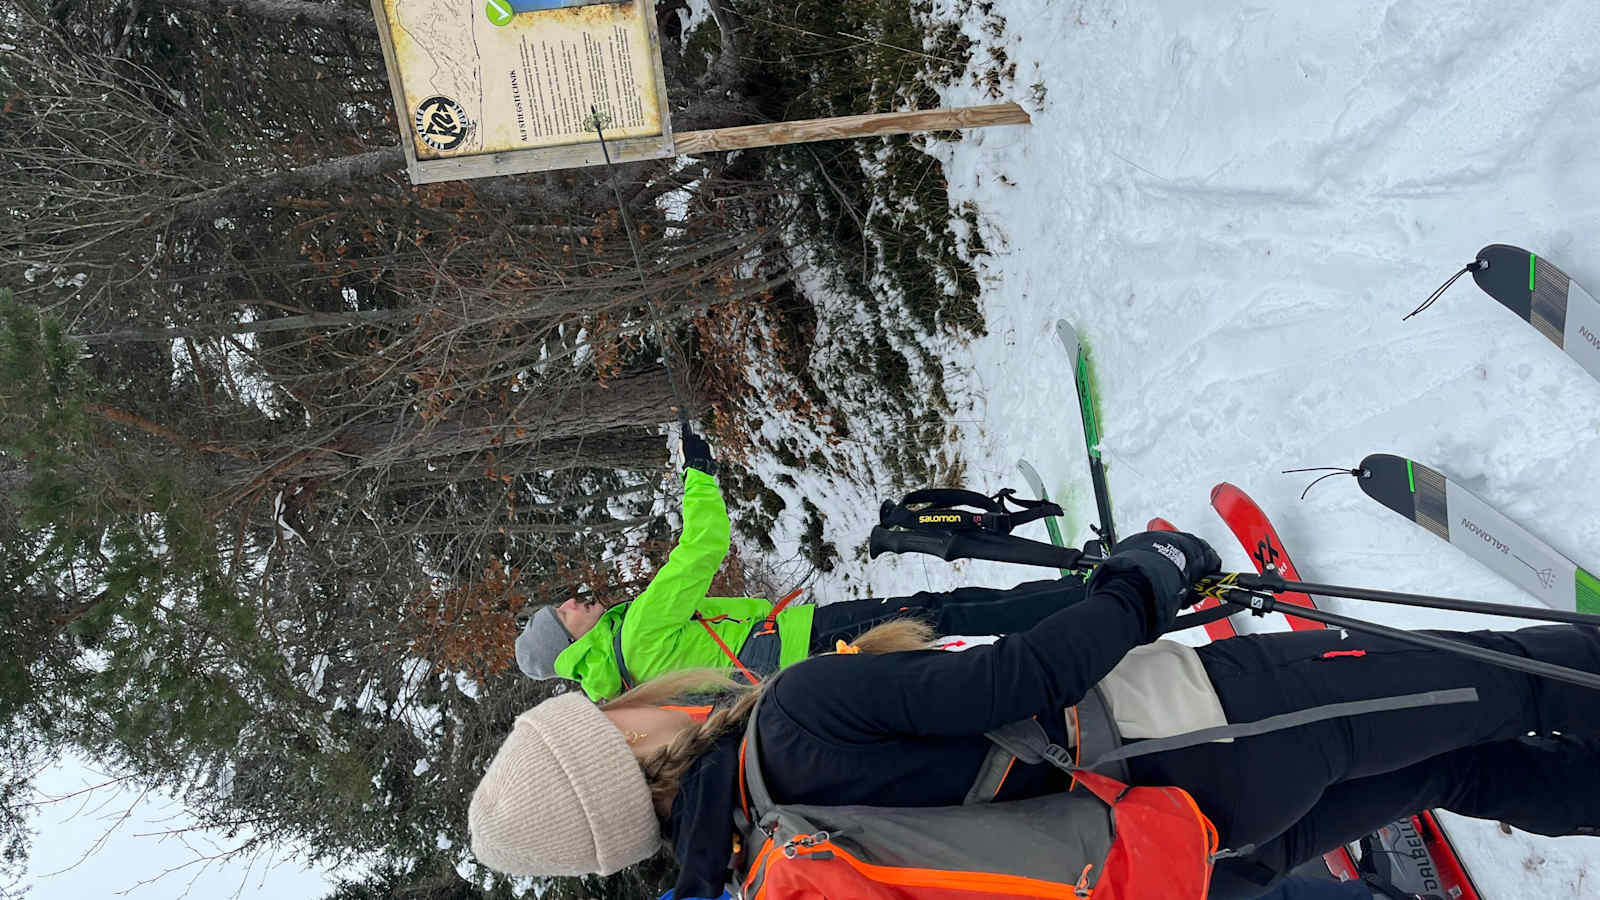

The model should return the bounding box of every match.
[733,685,1218,900]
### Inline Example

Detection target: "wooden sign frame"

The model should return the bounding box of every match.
[370,0,676,183]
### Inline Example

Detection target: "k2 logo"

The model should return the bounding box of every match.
[414,96,470,151]
[1254,539,1282,574]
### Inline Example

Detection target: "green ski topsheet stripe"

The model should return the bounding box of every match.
[1530,252,1537,291]
[1406,458,1415,493]
[1578,568,1600,615]
[1075,354,1102,455]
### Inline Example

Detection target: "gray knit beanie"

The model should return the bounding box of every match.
[515,605,573,680]
[468,692,660,876]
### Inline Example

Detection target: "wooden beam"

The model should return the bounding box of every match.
[673,103,1030,155]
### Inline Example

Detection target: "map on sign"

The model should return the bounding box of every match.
[375,0,667,165]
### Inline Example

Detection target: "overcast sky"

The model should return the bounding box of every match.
[23,753,340,900]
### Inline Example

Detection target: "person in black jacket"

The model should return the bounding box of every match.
[466,530,1600,900]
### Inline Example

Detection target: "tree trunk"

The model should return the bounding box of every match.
[152,0,379,36]
[72,308,411,343]
[409,516,652,536]
[700,0,742,89]
[174,145,405,224]
[380,429,670,489]
[232,370,693,487]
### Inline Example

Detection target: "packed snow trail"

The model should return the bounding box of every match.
[889,1,1600,895]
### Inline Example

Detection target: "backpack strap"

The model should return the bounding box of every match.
[974,687,1478,796]
[963,721,1034,805]
[1083,687,1478,769]
[1072,685,1129,781]
[737,678,781,826]
[973,686,1129,799]
[611,625,637,693]
[730,589,802,680]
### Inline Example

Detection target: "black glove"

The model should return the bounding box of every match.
[1087,530,1221,635]
[681,425,716,476]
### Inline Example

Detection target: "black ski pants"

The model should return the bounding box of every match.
[1127,625,1600,899]
[1217,734,1600,898]
[807,575,1085,652]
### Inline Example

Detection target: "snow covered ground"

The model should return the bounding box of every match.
[804,0,1600,894]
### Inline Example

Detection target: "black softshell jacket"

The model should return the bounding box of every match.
[664,570,1161,898]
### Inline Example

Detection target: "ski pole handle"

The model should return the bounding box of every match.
[868,526,964,560]
[869,526,1089,569]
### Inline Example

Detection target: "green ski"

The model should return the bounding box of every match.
[1056,320,1118,550]
[1016,458,1070,576]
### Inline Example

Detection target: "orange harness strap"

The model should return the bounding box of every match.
[662,704,713,722]
[696,589,803,684]
[697,616,762,685]
[772,587,804,613]
[752,588,804,637]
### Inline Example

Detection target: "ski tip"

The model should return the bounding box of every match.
[1358,452,1402,475]
[1209,482,1236,504]
[1147,517,1177,531]
[1474,242,1527,262]
[1472,243,1538,318]
[1356,453,1416,516]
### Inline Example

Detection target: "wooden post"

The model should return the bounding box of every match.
[673,103,1030,155]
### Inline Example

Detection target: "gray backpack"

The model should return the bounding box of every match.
[731,669,1474,900]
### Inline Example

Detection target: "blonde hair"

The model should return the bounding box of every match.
[602,617,935,816]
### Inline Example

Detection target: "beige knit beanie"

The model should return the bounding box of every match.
[468,692,661,876]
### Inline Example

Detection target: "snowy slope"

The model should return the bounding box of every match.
[879,0,1600,894]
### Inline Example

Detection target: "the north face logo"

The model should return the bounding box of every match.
[1153,541,1187,571]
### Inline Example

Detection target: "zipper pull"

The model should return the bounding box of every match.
[1073,863,1094,897]
[780,831,831,858]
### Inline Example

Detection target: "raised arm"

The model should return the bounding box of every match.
[625,455,733,642]
[775,530,1220,739]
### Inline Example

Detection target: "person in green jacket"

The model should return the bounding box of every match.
[515,426,1084,701]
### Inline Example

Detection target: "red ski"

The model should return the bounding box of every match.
[1414,810,1482,900]
[1209,483,1323,631]
[1148,517,1237,640]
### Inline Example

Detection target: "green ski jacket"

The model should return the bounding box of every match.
[553,467,815,700]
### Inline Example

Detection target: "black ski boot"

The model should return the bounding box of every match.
[1356,836,1445,900]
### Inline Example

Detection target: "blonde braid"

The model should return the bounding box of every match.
[603,617,939,818]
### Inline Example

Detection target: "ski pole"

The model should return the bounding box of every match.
[1222,570,1600,629]
[873,531,1600,629]
[591,107,693,431]
[1210,585,1600,692]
